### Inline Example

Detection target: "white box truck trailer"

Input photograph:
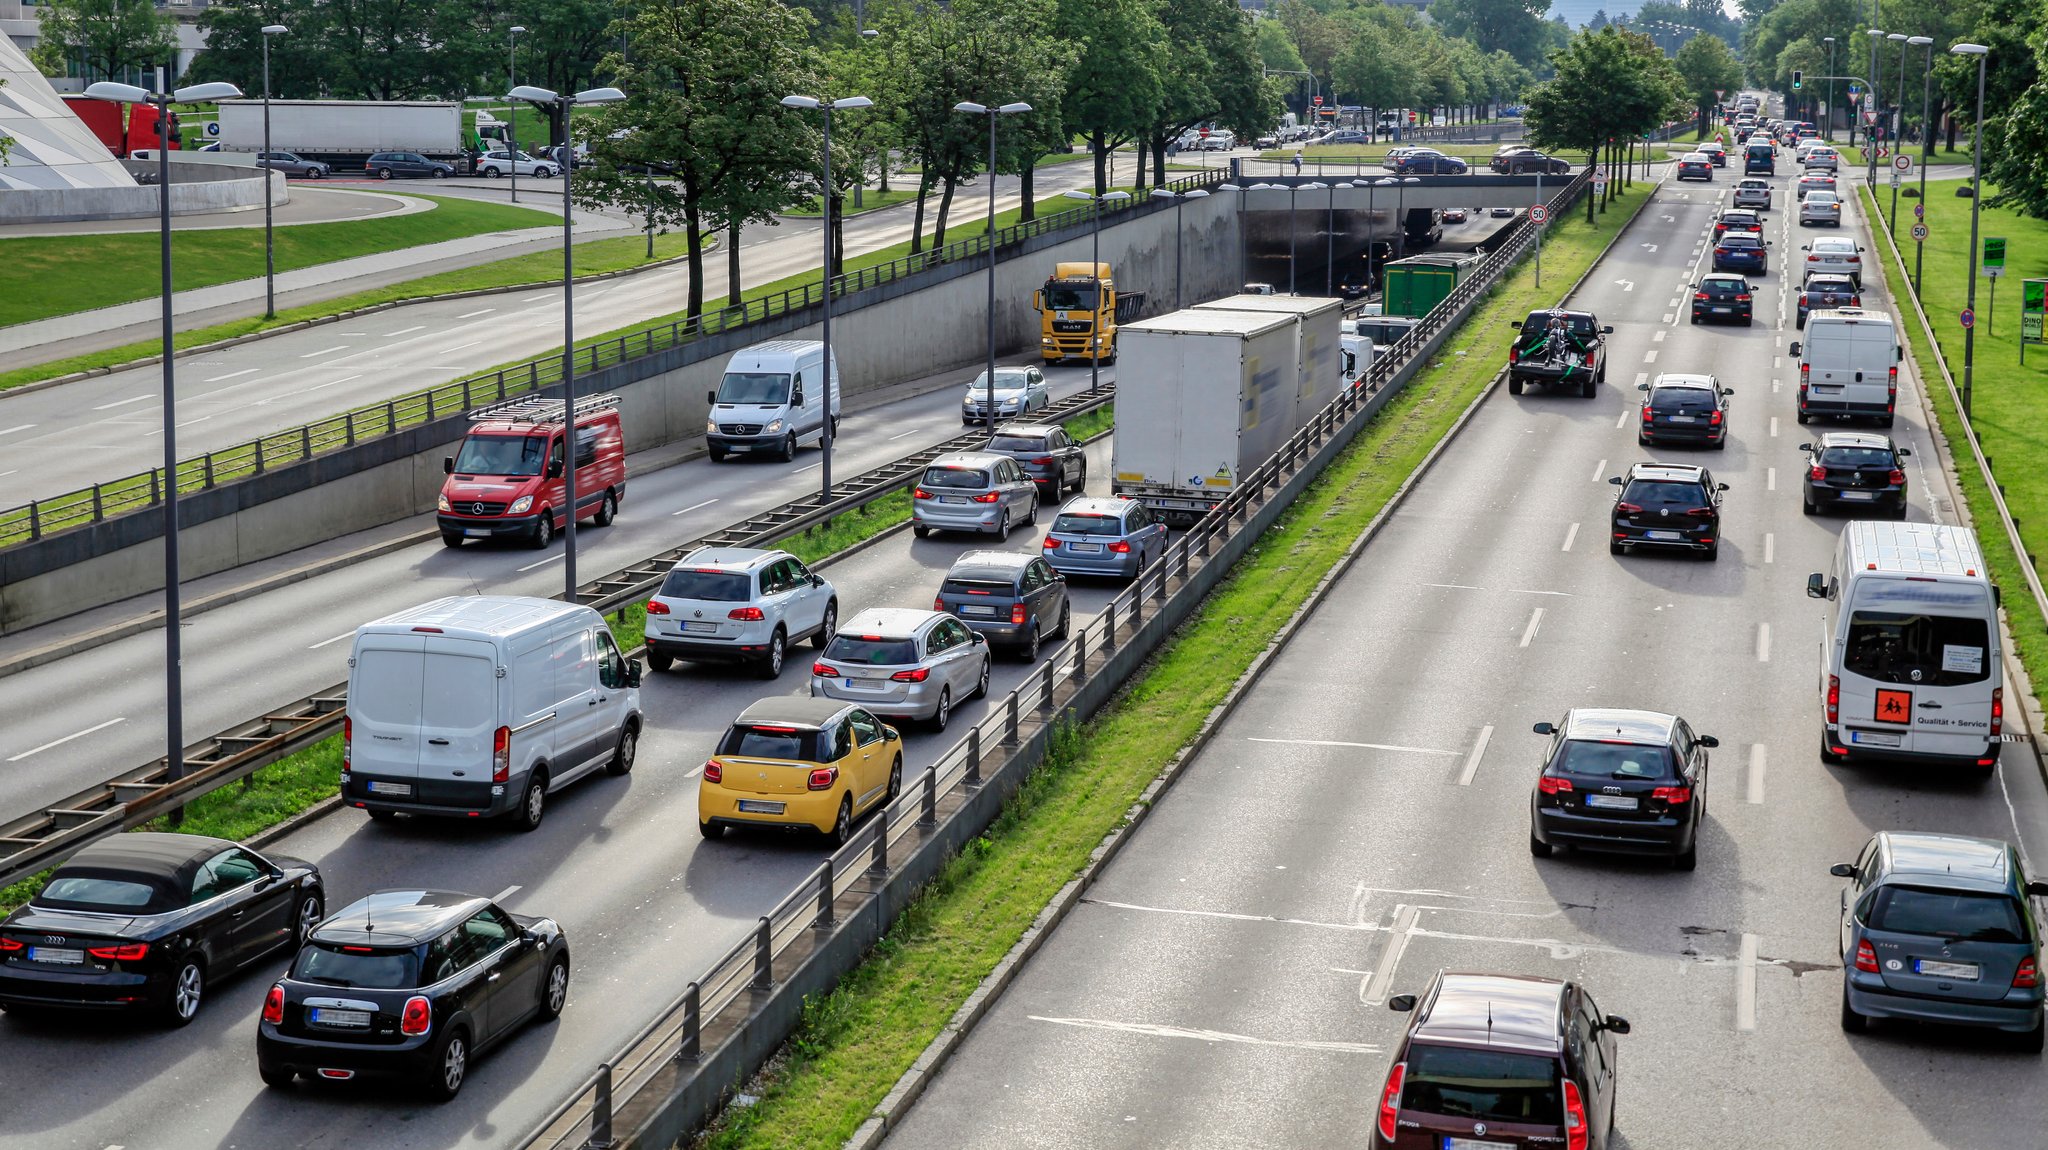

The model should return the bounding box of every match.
[1191,293,1346,425]
[1111,309,1298,522]
[215,99,467,172]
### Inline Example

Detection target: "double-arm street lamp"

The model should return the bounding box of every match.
[84,73,244,786]
[955,100,1033,430]
[783,93,873,500]
[1887,32,1910,232]
[1953,43,1990,419]
[1063,188,1132,392]
[260,24,287,318]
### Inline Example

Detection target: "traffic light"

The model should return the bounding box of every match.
[1792,69,1803,90]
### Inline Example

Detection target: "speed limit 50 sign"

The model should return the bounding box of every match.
[1529,205,1549,224]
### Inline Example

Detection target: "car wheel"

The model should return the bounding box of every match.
[1803,496,1818,516]
[1691,314,1701,325]
[1673,841,1699,871]
[1507,376,1523,396]
[531,510,554,549]
[1703,543,1719,562]
[1819,728,1845,765]
[1529,832,1552,858]
[913,525,931,539]
[646,649,673,673]
[708,445,727,463]
[427,1028,470,1101]
[539,955,570,1020]
[367,808,398,822]
[699,820,724,840]
[1609,539,1626,556]
[778,432,797,462]
[377,167,393,180]
[887,756,902,803]
[1019,624,1041,663]
[293,892,325,947]
[159,958,204,1027]
[1071,463,1088,494]
[975,656,991,699]
[1892,501,1909,521]
[511,776,547,831]
[1795,411,1811,424]
[757,629,786,680]
[1053,601,1071,639]
[1878,414,1894,429]
[826,795,855,846]
[484,166,502,178]
[537,166,554,179]
[992,509,1010,538]
[1839,987,1869,1034]
[1580,375,1595,399]
[930,687,952,732]
[594,490,617,527]
[606,723,637,776]
[258,1057,296,1088]
[1025,494,1038,524]
[2018,1015,2046,1054]
[1742,316,1752,327]
[814,601,838,649]
[441,531,464,548]
[1714,436,1727,450]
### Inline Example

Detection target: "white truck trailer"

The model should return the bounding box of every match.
[1191,293,1346,424]
[214,100,467,172]
[1111,309,1300,522]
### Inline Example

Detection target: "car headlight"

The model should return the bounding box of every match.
[706,418,718,434]
[1042,338,1056,346]
[509,496,534,514]
[437,494,451,512]
[765,419,784,434]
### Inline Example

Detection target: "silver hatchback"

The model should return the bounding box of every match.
[911,452,1039,538]
[811,608,992,731]
[1041,496,1168,580]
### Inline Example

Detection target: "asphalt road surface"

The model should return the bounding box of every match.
[880,164,2048,1149]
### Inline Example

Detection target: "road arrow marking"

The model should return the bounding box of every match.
[1617,279,1636,291]
[1641,243,1659,253]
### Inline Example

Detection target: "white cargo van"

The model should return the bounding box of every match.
[1790,308,1902,426]
[1807,522,2003,773]
[706,339,843,463]
[343,596,643,831]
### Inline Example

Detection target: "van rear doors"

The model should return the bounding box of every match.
[1834,578,1999,761]
[415,636,501,799]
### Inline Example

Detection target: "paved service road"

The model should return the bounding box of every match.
[882,166,2048,1148]
[0,164,1105,508]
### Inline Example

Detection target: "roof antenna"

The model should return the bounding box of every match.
[1487,1001,1494,1039]
[365,896,375,935]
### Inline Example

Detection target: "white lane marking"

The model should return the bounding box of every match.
[0,470,15,480]
[307,631,355,650]
[1615,410,1629,430]
[1767,467,1776,492]
[684,764,704,779]
[491,884,521,904]
[0,424,36,437]
[523,293,552,302]
[6,717,127,762]
[204,368,258,383]
[255,374,359,405]
[457,308,497,319]
[1756,623,1772,662]
[1644,350,1659,363]
[518,553,566,572]
[1420,582,1480,591]
[1764,533,1775,565]
[1770,416,1780,438]
[1747,744,1766,804]
[1618,279,1635,291]
[386,325,426,336]
[92,394,153,410]
[1634,372,1649,387]
[1085,897,1380,933]
[1773,379,1781,394]
[1662,314,1674,324]
[1592,458,1607,482]
[1653,330,1667,342]
[670,498,720,517]
[1518,607,1546,649]
[1508,588,1571,596]
[1773,355,1782,369]
[1737,933,1759,1031]
[886,428,923,441]
[438,340,484,355]
[795,462,822,474]
[1331,967,1374,977]
[1245,737,1460,757]
[1642,243,1659,253]
[1362,906,1421,1006]
[1561,522,1579,552]
[298,345,349,359]
[1456,726,1493,787]
[1028,1015,1382,1056]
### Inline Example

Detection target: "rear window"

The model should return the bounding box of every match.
[943,575,1018,596]
[37,871,173,914]
[292,943,420,990]
[352,648,424,725]
[660,568,752,602]
[1518,312,1596,345]
[1053,513,1123,536]
[1401,1042,1562,1126]
[1865,886,2025,942]
[1720,236,1761,250]
[1702,279,1746,292]
[1819,446,1894,468]
[1844,609,1991,686]
[923,466,991,490]
[824,635,919,666]
[1621,480,1707,507]
[1555,739,1674,780]
[718,724,821,761]
[988,435,1049,452]
[1651,387,1714,409]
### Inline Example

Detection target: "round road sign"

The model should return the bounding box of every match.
[1894,154,1913,171]
[1961,308,1976,329]
[1312,95,1323,106]
[1915,203,1926,220]
[1911,223,1929,241]
[1529,205,1549,223]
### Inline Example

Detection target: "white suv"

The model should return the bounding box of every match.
[644,548,838,679]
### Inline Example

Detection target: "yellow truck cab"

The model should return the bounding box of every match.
[1035,262,1145,364]
[698,697,904,845]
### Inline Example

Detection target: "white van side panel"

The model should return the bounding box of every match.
[349,634,426,778]
[512,632,559,773]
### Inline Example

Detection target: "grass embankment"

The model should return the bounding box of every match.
[691,179,1657,1149]
[783,189,923,219]
[0,404,1115,918]
[0,194,558,327]
[1858,180,2048,695]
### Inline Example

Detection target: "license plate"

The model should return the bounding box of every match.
[942,496,968,504]
[1070,542,1103,553]
[1838,491,1874,501]
[1914,959,1980,980]
[1669,415,1697,422]
[684,621,718,634]
[961,605,996,616]
[1850,730,1902,747]
[1711,307,1730,314]
[1585,794,1640,811]
[310,1007,371,1028]
[367,780,412,796]
[1645,530,1682,541]
[26,946,82,965]
[853,678,888,689]
[736,799,786,814]
[465,528,491,537]
[1445,1139,1516,1150]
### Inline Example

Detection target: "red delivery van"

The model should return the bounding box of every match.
[438,394,627,549]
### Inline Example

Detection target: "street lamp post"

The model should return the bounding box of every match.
[1911,35,1934,291]
[1866,29,1884,190]
[1825,37,1836,141]
[260,24,287,319]
[1323,181,1351,297]
[955,100,1033,431]
[1954,43,1989,419]
[84,73,243,789]
[784,93,873,499]
[1063,188,1131,391]
[1393,177,1419,261]
[1149,187,1209,309]
[1887,33,1909,233]
[507,27,526,204]
[508,84,626,601]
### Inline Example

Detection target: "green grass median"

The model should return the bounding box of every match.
[693,180,1656,1149]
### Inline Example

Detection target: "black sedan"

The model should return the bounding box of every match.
[0,833,323,1026]
[1609,462,1727,559]
[1691,274,1755,326]
[1797,275,1860,329]
[1800,432,1910,517]
[1711,234,1769,275]
[1492,150,1571,175]
[1397,153,1470,175]
[1676,153,1713,181]
[258,890,569,1100]
[1637,373,1732,449]
[1529,708,1715,871]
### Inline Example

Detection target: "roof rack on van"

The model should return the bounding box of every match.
[467,393,621,425]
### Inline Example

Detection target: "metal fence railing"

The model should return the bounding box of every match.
[0,169,1224,553]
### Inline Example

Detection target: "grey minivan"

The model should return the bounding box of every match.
[1834,831,2046,1051]
[911,452,1038,538]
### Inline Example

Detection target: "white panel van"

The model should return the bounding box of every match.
[1791,308,1902,426]
[343,596,643,830]
[1807,522,2003,773]
[706,340,844,463]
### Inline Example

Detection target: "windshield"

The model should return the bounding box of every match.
[823,635,918,666]
[1865,886,2024,942]
[1844,609,1991,686]
[1045,285,1098,311]
[1053,513,1124,536]
[1402,1042,1562,1126]
[716,372,791,405]
[1556,739,1672,779]
[453,434,545,477]
[922,466,992,490]
[969,373,1030,395]
[659,568,751,602]
[292,943,419,990]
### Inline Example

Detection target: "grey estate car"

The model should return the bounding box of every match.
[1834,831,2046,1051]
[911,452,1038,538]
[1040,497,1168,580]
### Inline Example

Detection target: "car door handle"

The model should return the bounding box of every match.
[487,972,501,982]
[590,698,602,706]
[428,738,450,746]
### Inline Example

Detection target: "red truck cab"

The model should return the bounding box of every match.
[438,394,626,549]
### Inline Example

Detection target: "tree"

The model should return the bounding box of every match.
[1526,26,1681,220]
[1674,32,1742,137]
[31,0,178,83]
[1427,0,1554,71]
[1054,0,1162,196]
[189,0,327,97]
[317,0,448,99]
[1139,0,1274,188]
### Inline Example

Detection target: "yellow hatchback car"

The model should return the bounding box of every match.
[699,698,904,844]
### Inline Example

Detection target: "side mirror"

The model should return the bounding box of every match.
[1800,245,1810,252]
[1830,863,1858,879]
[1388,994,1417,1013]
[1698,735,1719,748]
[707,389,718,405]
[1032,290,1043,310]
[1053,572,1067,582]
[1608,476,1624,486]
[883,725,900,741]
[1789,341,1802,357]
[1896,346,1904,362]
[443,456,456,475]
[971,633,987,646]
[1721,388,1734,396]
[2026,881,2048,897]
[1601,1015,1631,1036]
[1509,320,1522,329]
[1717,483,1729,492]
[1806,573,1829,600]
[1532,722,1556,735]
[1798,443,1812,452]
[791,388,804,407]
[521,928,542,947]
[547,459,564,478]
[1636,382,1650,391]
[626,659,643,688]
[1897,448,1912,457]
[1600,326,1613,335]
[811,575,825,587]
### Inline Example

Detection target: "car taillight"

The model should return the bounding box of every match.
[1616,502,1642,513]
[1846,254,1860,263]
[1011,603,1028,625]
[1887,468,1906,486]
[1640,404,1652,422]
[646,601,670,615]
[729,607,765,621]
[1850,295,1861,306]
[807,766,839,791]
[1584,352,1597,367]
[1810,464,1827,481]
[2015,956,2040,989]
[971,492,1002,503]
[1827,675,1840,724]
[263,985,285,1025]
[1695,291,1709,300]
[342,716,351,772]
[1799,293,1809,307]
[812,663,838,677]
[1709,410,1724,426]
[1854,939,1879,973]
[400,995,432,1036]
[913,488,934,500]
[1538,776,1574,794]
[493,725,510,783]
[702,760,723,783]
[891,667,931,682]
[1652,786,1693,804]
[1682,506,1716,518]
[1992,687,2004,737]
[1735,294,1751,302]
[1109,541,1133,553]
[1029,456,1052,465]
[1376,1062,1405,1141]
[934,596,946,611]
[1509,346,1520,364]
[1715,247,1729,256]
[1042,537,1060,549]
[0,936,23,953]
[1800,364,1810,386]
[87,942,149,961]
[1563,1079,1589,1150]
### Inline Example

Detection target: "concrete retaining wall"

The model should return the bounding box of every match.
[0,192,1237,634]
[0,161,280,224]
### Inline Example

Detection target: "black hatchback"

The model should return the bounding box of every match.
[1637,373,1731,448]
[1690,275,1754,326]
[257,890,570,1100]
[1800,432,1909,517]
[933,551,1069,661]
[1608,463,1727,559]
[1528,708,1716,870]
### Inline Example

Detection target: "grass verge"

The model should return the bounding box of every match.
[1858,180,2048,700]
[690,179,1655,1150]
[783,189,923,219]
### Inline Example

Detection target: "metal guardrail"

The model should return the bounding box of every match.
[0,386,1115,891]
[0,169,1223,553]
[520,166,1596,1150]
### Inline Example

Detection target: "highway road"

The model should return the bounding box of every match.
[0,363,1114,821]
[0,161,1107,508]
[881,163,2048,1147]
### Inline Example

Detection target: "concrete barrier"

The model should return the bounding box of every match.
[0,161,281,224]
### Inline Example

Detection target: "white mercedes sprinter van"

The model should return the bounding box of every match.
[343,596,643,831]
[706,340,844,463]
[1790,308,1902,427]
[1807,522,2003,773]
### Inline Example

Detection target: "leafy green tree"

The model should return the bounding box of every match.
[1674,32,1743,137]
[189,0,327,97]
[1527,26,1680,220]
[1054,0,1162,196]
[1333,19,1413,118]
[1139,0,1273,188]
[1427,0,1554,71]
[31,0,178,83]
[317,0,448,99]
